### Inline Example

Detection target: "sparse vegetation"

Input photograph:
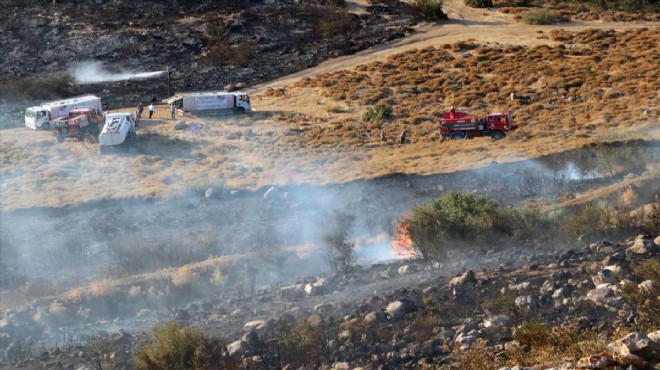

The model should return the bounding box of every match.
[464,0,493,8]
[521,9,560,24]
[136,321,207,370]
[0,75,73,100]
[362,103,393,123]
[322,210,356,274]
[403,190,660,260]
[409,0,448,20]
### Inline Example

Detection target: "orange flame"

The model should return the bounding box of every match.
[392,221,415,257]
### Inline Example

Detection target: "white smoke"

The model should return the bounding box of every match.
[68,61,165,84]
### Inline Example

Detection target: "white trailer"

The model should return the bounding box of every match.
[99,113,136,149]
[25,95,103,130]
[168,91,251,112]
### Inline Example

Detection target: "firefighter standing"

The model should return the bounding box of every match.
[400,129,407,144]
[136,102,144,119]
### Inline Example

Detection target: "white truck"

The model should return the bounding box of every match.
[98,113,137,150]
[25,95,103,130]
[167,91,252,112]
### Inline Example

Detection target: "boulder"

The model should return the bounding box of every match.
[586,284,614,304]
[243,320,264,332]
[449,270,476,286]
[647,330,660,344]
[278,284,304,300]
[174,120,186,130]
[227,340,249,356]
[609,332,660,363]
[385,299,416,320]
[364,311,387,325]
[483,315,511,330]
[591,269,616,286]
[627,238,658,254]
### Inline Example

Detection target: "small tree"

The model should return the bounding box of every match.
[136,321,206,370]
[322,210,356,274]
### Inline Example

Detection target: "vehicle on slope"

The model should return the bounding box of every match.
[52,108,101,143]
[166,91,252,113]
[98,113,137,152]
[439,107,515,140]
[25,95,103,130]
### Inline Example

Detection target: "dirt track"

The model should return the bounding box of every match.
[251,0,659,92]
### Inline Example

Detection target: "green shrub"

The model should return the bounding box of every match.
[362,103,393,123]
[484,291,520,318]
[409,0,448,20]
[464,0,493,7]
[521,9,559,25]
[401,192,510,259]
[136,321,207,370]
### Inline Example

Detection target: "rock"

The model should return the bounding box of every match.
[449,270,476,286]
[647,330,660,344]
[483,315,511,330]
[314,303,332,314]
[586,284,614,304]
[508,282,531,292]
[332,362,350,370]
[398,265,412,275]
[627,238,658,254]
[592,269,616,286]
[364,311,387,324]
[552,285,573,299]
[638,280,654,293]
[654,236,660,246]
[243,320,264,332]
[174,120,186,130]
[609,332,660,363]
[241,331,261,349]
[204,187,214,199]
[385,299,416,320]
[576,352,615,369]
[227,340,249,356]
[278,284,304,299]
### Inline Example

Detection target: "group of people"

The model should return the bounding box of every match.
[135,102,177,120]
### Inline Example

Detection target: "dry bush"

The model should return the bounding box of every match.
[90,279,119,298]
[465,0,493,7]
[172,265,199,287]
[409,0,448,19]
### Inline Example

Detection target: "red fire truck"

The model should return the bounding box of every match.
[51,108,101,143]
[439,107,515,140]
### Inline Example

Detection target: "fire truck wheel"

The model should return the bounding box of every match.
[42,122,51,130]
[450,132,466,140]
[491,131,505,140]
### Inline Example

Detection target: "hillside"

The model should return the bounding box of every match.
[0,0,659,369]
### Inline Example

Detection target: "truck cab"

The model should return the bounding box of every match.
[235,93,251,111]
[25,107,51,130]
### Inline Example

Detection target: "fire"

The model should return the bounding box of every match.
[392,221,416,257]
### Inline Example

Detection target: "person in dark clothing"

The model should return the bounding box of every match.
[399,129,407,144]
[136,102,144,119]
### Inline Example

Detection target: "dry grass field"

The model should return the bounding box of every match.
[1,26,659,211]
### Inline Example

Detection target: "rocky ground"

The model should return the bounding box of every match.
[1,234,659,369]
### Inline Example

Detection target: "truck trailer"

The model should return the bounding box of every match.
[99,113,137,150]
[168,91,251,113]
[25,95,103,130]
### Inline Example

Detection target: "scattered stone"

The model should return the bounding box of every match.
[586,284,614,304]
[609,332,660,364]
[173,120,186,130]
[364,311,387,325]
